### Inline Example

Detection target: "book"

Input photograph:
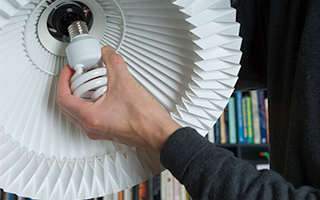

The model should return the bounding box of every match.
[256,164,270,170]
[186,192,191,200]
[124,187,134,200]
[245,96,253,143]
[214,118,220,143]
[138,181,147,200]
[242,96,248,143]
[119,190,124,200]
[134,185,139,200]
[9,193,17,200]
[219,109,226,144]
[180,185,187,200]
[250,90,261,144]
[258,90,267,143]
[207,126,215,143]
[224,105,229,143]
[235,92,244,143]
[2,192,9,200]
[161,170,174,200]
[228,96,237,144]
[153,174,161,200]
[173,177,180,200]
[102,193,113,200]
[166,172,174,200]
[148,179,153,200]
[265,98,269,143]
[113,192,119,200]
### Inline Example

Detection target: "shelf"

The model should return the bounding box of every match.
[215,143,269,147]
[215,143,269,166]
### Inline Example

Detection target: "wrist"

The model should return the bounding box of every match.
[125,83,182,154]
[141,110,182,154]
[155,118,182,154]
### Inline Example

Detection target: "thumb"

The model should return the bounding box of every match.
[101,46,132,85]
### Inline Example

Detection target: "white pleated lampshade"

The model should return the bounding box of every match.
[0,0,242,199]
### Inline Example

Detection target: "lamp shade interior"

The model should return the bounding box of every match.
[0,0,242,199]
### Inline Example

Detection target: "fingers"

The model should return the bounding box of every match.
[101,46,116,71]
[101,46,128,77]
[101,46,136,93]
[57,64,73,96]
[57,65,91,120]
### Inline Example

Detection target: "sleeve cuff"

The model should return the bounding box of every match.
[159,127,216,181]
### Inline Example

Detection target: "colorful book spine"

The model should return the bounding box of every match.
[119,191,124,200]
[219,109,226,144]
[228,96,237,144]
[180,185,187,200]
[235,92,244,143]
[153,174,161,200]
[138,181,147,200]
[246,96,253,143]
[186,192,191,200]
[265,98,269,143]
[134,185,139,200]
[250,90,261,144]
[242,97,248,143]
[214,118,220,143]
[258,90,267,143]
[224,106,229,143]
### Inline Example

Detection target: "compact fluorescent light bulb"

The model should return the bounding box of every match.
[65,20,107,102]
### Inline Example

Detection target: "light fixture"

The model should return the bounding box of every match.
[0,0,242,199]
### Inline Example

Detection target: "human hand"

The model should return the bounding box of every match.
[57,46,182,154]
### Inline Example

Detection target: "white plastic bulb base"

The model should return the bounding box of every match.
[66,34,102,72]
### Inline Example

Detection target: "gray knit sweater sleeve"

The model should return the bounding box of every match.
[160,127,320,200]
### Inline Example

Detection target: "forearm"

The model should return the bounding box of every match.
[160,127,320,200]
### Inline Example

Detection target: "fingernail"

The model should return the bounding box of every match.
[102,46,109,53]
[102,46,113,53]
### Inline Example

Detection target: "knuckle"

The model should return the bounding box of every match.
[79,108,88,118]
[82,115,100,132]
[109,53,124,65]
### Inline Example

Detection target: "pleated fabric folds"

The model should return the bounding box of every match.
[0,0,241,199]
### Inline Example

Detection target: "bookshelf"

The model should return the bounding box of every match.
[215,143,269,166]
[210,89,270,168]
